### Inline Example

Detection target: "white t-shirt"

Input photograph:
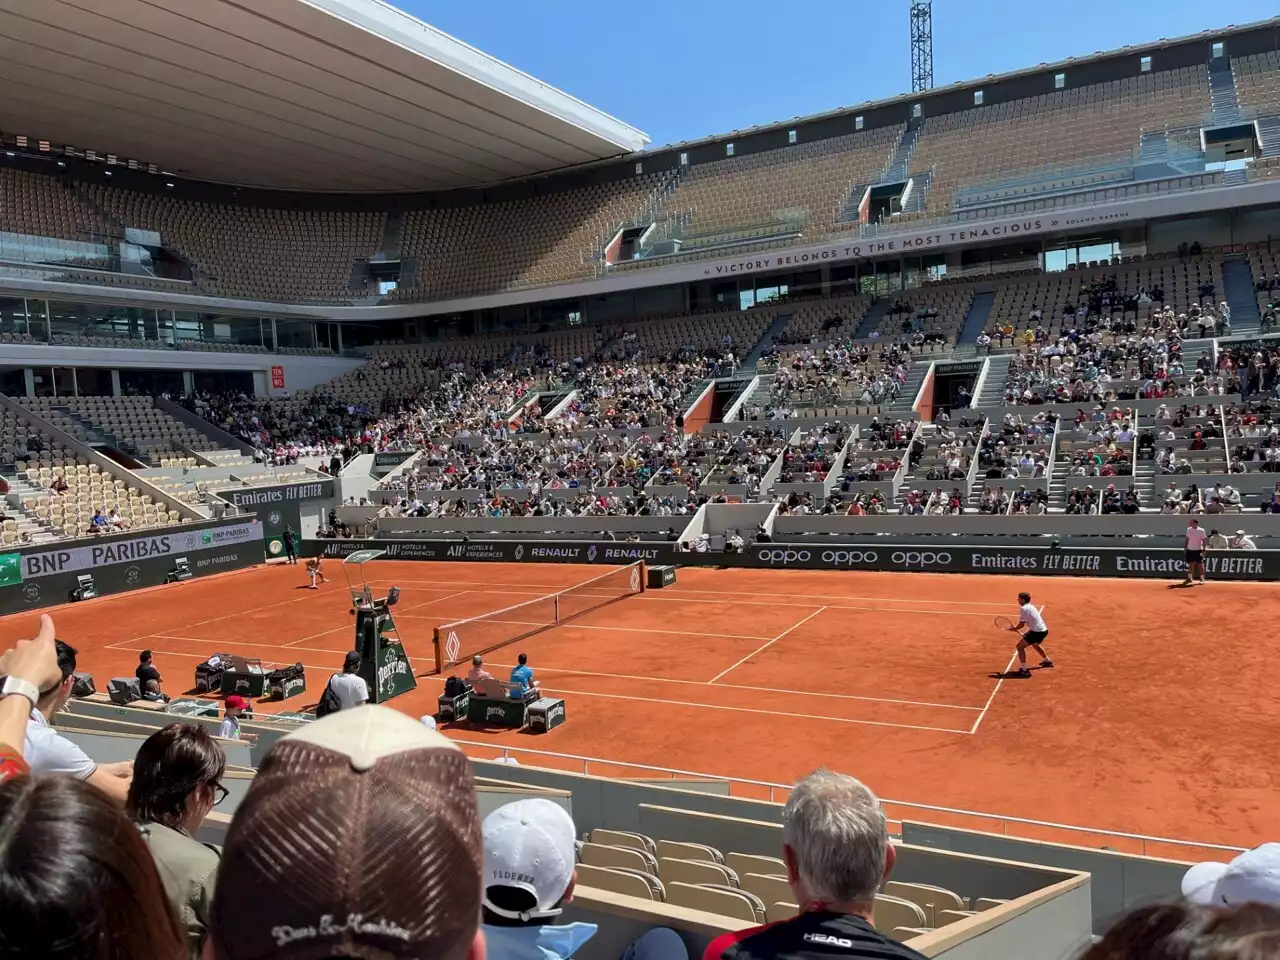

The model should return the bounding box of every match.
[1019,603,1047,633]
[217,717,241,740]
[1185,525,1208,550]
[330,673,369,709]
[23,709,96,779]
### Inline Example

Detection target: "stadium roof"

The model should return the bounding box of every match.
[0,0,649,193]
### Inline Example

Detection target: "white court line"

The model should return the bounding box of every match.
[666,588,1015,607]
[518,684,970,735]
[393,616,775,642]
[638,595,1001,616]
[372,579,1015,609]
[107,644,977,720]
[970,605,1046,735]
[472,660,980,711]
[708,607,827,683]
[282,626,352,647]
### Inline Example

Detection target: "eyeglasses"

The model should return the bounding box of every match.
[211,783,230,807]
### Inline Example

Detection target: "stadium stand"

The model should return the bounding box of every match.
[898,67,1212,224]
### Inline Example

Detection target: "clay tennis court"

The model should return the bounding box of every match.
[3,559,1275,859]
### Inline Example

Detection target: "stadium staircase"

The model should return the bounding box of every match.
[1131,454,1158,510]
[974,354,1012,406]
[0,474,61,542]
[1138,132,1169,165]
[958,291,996,344]
[744,313,792,369]
[885,119,922,183]
[889,360,932,417]
[1256,116,1280,157]
[894,421,939,508]
[1208,60,1241,125]
[852,298,891,339]
[1221,256,1262,335]
[901,170,932,214]
[1046,446,1072,513]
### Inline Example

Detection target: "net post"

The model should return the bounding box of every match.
[554,594,560,624]
[639,560,647,592]
[431,627,444,676]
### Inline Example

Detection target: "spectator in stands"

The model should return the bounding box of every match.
[329,650,369,710]
[1182,843,1280,907]
[91,508,109,534]
[1231,529,1258,550]
[128,723,227,959]
[468,654,494,689]
[0,614,61,780]
[0,775,187,960]
[482,798,686,960]
[510,652,539,699]
[1081,903,1280,960]
[703,769,924,960]
[976,331,992,354]
[107,506,128,530]
[1207,528,1229,550]
[136,649,168,701]
[218,695,256,741]
[206,706,486,960]
[22,638,134,803]
[50,474,68,495]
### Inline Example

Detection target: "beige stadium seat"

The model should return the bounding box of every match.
[574,863,664,902]
[579,842,657,876]
[665,882,763,924]
[657,858,738,889]
[588,829,656,856]
[726,852,787,878]
[655,839,724,865]
[936,909,978,927]
[873,894,928,933]
[741,873,792,906]
[974,897,1009,911]
[883,881,967,925]
[766,901,798,924]
[892,927,931,942]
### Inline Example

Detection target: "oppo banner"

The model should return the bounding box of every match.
[305,538,1279,581]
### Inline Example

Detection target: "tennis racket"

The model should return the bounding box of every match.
[994,616,1017,631]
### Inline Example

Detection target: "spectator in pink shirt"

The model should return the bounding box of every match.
[467,655,493,690]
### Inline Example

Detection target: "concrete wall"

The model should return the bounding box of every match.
[0,343,361,394]
[903,821,1196,934]
[379,516,681,535]
[336,453,376,504]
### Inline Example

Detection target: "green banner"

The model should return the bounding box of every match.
[0,553,24,588]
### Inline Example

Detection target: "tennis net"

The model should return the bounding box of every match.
[431,561,645,674]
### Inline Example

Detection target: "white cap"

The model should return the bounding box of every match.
[1183,844,1280,906]
[482,799,576,921]
[419,714,437,732]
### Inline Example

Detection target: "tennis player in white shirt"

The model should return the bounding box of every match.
[1005,591,1054,678]
[1184,517,1209,585]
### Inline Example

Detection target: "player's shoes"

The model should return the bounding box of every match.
[1039,659,1054,668]
[1198,579,1207,585]
[1015,668,1032,678]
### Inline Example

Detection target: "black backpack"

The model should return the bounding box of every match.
[443,675,467,698]
[315,676,342,718]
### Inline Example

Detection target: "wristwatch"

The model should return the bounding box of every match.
[0,676,39,708]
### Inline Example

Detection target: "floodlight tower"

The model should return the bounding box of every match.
[910,1,934,93]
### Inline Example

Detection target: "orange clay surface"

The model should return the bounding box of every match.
[3,560,1277,858]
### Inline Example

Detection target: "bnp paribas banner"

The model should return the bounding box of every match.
[3,522,263,584]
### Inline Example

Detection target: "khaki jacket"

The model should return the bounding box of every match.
[139,820,220,960]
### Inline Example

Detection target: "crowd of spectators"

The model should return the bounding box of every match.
[556,353,729,432]
[1218,340,1280,398]
[998,321,1231,405]
[777,423,851,484]
[749,341,912,418]
[977,412,1056,481]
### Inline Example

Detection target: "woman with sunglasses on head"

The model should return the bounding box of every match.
[127,723,227,960]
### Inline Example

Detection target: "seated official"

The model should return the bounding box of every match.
[136,649,169,702]
[509,652,540,700]
[467,655,493,690]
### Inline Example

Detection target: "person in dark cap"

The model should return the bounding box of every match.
[329,650,369,711]
[207,705,484,960]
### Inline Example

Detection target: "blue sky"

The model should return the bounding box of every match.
[402,1,1276,148]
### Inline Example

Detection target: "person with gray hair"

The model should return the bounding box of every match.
[702,769,926,959]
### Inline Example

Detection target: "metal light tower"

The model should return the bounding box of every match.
[910,1,934,93]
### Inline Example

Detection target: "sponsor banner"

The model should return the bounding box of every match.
[309,538,681,567]
[0,531,264,615]
[373,452,414,473]
[216,480,334,509]
[743,544,1280,579]
[271,365,285,389]
[19,521,263,580]
[305,537,1280,581]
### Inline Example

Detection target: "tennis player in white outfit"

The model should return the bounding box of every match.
[1006,591,1054,678]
